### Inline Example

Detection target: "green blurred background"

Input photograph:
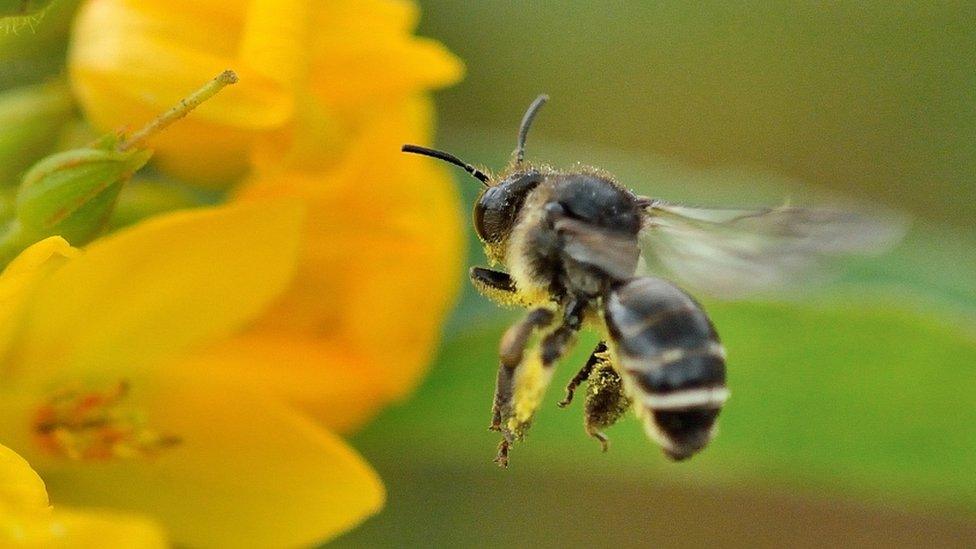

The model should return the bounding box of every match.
[333,2,976,547]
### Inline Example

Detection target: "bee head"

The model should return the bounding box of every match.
[401,94,550,247]
[472,170,541,243]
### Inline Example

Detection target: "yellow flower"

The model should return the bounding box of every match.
[68,0,466,433]
[68,0,463,184]
[218,96,464,432]
[0,202,385,547]
[1,443,167,547]
[63,2,464,539]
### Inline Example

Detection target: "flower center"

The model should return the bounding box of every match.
[32,381,180,461]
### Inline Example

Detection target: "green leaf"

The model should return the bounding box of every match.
[358,298,976,507]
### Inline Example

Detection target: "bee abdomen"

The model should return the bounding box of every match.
[604,277,727,461]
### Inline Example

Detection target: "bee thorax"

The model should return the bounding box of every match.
[504,174,643,301]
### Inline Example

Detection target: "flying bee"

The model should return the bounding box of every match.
[402,95,902,466]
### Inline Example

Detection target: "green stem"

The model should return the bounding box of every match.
[117,70,239,152]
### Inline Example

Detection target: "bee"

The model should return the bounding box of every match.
[402,95,901,466]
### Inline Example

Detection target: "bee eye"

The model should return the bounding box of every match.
[473,174,541,244]
[473,189,509,243]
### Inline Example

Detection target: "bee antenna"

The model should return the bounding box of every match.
[401,144,490,186]
[514,94,549,164]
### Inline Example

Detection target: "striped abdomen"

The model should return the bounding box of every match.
[604,277,727,461]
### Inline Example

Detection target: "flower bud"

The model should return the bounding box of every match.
[0,81,75,187]
[0,70,236,267]
[15,145,152,246]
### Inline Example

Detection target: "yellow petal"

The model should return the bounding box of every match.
[0,444,48,512]
[236,96,464,427]
[71,0,288,128]
[2,444,166,547]
[308,0,461,106]
[0,382,383,548]
[2,507,168,548]
[319,0,420,36]
[0,238,77,369]
[126,0,245,25]
[310,33,463,108]
[237,0,311,87]
[12,201,303,386]
[177,333,391,433]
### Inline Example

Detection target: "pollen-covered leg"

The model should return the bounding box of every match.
[558,341,608,408]
[495,337,565,467]
[495,439,511,467]
[582,363,631,452]
[491,300,586,466]
[490,308,555,444]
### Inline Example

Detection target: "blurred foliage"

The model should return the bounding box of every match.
[419,1,975,228]
[332,463,976,548]
[0,0,79,89]
[0,81,75,187]
[109,173,222,230]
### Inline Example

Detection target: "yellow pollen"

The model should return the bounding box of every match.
[32,381,180,461]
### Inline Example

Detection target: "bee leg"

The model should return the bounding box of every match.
[490,307,556,432]
[490,299,585,466]
[484,297,585,461]
[470,267,515,293]
[495,439,511,468]
[585,426,611,453]
[583,363,631,453]
[539,297,587,367]
[558,341,608,408]
[470,267,522,306]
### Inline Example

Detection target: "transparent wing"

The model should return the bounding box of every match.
[638,199,907,298]
[554,216,641,280]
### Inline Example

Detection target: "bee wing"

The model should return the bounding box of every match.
[553,216,642,280]
[638,199,907,298]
